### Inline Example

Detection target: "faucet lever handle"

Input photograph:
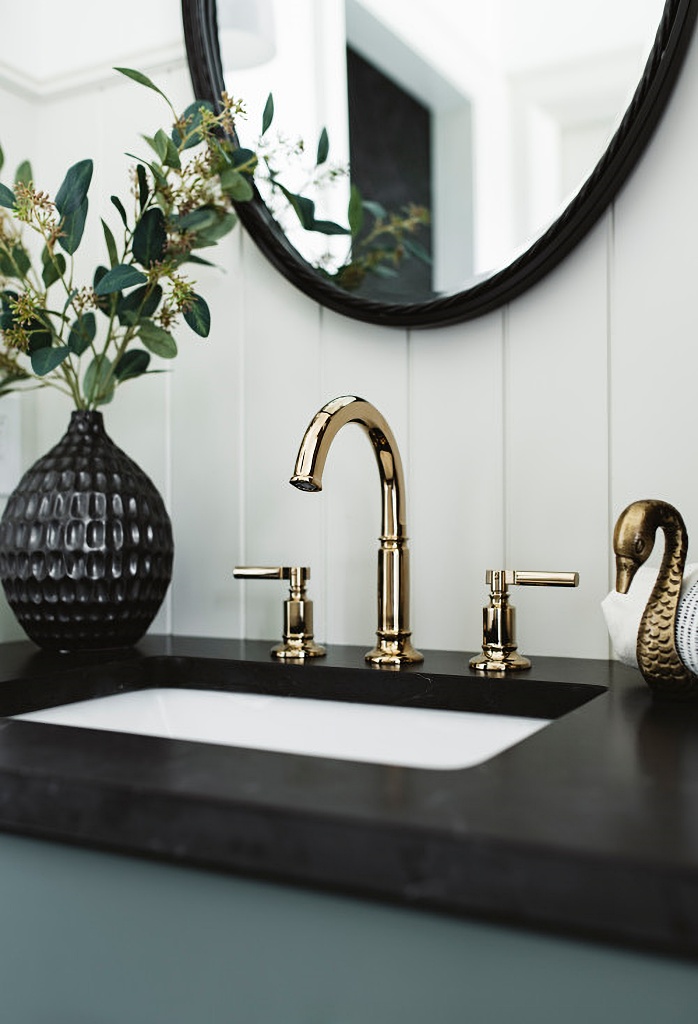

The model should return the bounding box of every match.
[485,569,579,590]
[233,566,324,661]
[471,568,580,674]
[233,566,309,585]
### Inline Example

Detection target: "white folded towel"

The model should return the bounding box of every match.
[602,562,698,668]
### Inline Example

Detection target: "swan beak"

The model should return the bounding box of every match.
[615,557,637,595]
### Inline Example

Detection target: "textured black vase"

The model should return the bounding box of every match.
[0,410,173,651]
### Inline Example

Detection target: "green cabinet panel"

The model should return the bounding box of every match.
[0,833,696,1023]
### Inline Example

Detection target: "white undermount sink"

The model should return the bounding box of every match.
[14,688,550,770]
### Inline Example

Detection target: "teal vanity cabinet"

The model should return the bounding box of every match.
[1,832,698,1024]
[0,637,696,1022]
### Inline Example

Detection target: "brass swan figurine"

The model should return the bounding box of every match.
[613,498,698,700]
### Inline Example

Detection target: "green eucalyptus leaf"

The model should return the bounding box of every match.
[151,163,168,190]
[11,244,31,276]
[58,197,89,255]
[0,248,14,278]
[68,312,96,355]
[0,143,4,174]
[173,100,214,150]
[0,183,15,209]
[26,318,53,351]
[92,267,107,290]
[0,291,18,329]
[124,151,166,188]
[362,199,386,220]
[280,187,316,230]
[114,348,150,381]
[94,264,147,296]
[402,237,432,264]
[142,134,160,160]
[41,247,67,288]
[229,147,257,170]
[262,93,274,135]
[348,185,364,236]
[183,293,210,337]
[0,249,14,276]
[83,355,114,405]
[63,288,79,314]
[92,269,113,318]
[117,283,162,324]
[114,67,170,103]
[55,159,92,216]
[136,164,149,212]
[219,167,253,202]
[138,319,177,358]
[132,207,166,267]
[176,207,219,232]
[143,130,180,169]
[31,345,69,376]
[41,259,65,289]
[101,218,119,268]
[111,195,128,228]
[14,160,32,187]
[190,210,238,248]
[162,132,181,169]
[185,254,216,267]
[311,220,350,236]
[146,130,168,162]
[316,128,329,166]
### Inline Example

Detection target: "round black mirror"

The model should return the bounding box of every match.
[182,0,697,328]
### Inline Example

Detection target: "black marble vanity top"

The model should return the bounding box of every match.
[0,635,696,960]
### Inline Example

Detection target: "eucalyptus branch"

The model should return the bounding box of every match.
[0,65,429,410]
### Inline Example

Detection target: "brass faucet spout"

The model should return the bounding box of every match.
[290,396,422,667]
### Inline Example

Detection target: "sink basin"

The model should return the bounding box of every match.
[4,646,606,770]
[14,688,549,770]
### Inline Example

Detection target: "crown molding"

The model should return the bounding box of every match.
[0,43,186,102]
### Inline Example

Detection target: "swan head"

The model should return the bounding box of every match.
[613,499,659,594]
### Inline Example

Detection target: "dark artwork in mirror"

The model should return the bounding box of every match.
[181,0,698,328]
[346,46,434,303]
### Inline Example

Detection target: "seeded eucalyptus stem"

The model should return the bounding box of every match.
[0,66,430,412]
[0,68,253,409]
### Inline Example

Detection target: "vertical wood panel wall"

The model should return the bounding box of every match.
[2,9,698,661]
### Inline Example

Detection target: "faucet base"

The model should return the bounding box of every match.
[365,636,424,667]
[272,639,326,660]
[469,649,531,673]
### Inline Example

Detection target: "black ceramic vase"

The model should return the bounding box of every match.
[0,410,173,651]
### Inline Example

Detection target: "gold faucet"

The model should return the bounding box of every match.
[290,395,423,667]
[470,569,579,673]
[233,566,326,660]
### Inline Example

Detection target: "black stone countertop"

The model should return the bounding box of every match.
[0,635,696,960]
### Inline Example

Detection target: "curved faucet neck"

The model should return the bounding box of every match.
[291,396,406,540]
[290,395,422,667]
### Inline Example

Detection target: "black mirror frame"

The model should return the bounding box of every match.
[182,0,698,329]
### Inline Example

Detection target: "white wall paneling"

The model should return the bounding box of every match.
[238,237,325,642]
[2,4,698,662]
[169,228,246,639]
[0,84,33,641]
[611,21,698,571]
[505,216,611,659]
[409,314,505,653]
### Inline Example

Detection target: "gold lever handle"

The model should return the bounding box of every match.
[233,565,325,660]
[471,568,580,673]
[233,566,309,585]
[485,569,579,589]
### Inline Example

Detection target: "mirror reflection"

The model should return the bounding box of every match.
[222,0,665,302]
